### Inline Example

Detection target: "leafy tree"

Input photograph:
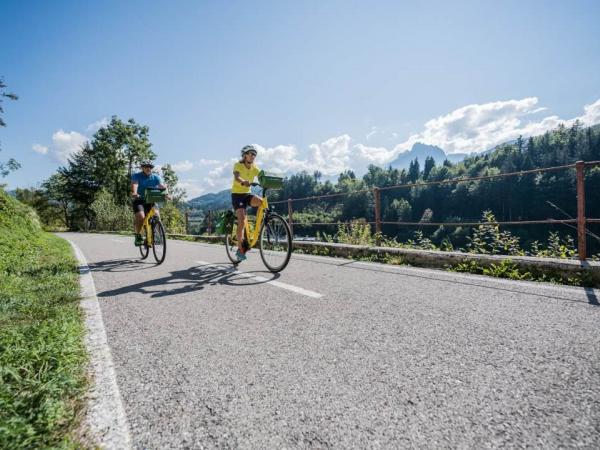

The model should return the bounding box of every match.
[90,116,156,205]
[423,156,435,180]
[42,173,73,229]
[90,189,131,231]
[15,187,64,229]
[408,158,420,183]
[0,77,20,177]
[57,143,101,229]
[161,163,186,205]
[160,202,186,234]
[54,116,156,228]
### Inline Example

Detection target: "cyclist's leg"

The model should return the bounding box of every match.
[235,207,246,252]
[231,194,248,252]
[132,199,146,245]
[248,194,262,207]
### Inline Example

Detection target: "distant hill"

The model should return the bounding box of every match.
[187,188,230,210]
[389,143,469,169]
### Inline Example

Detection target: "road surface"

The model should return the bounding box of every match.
[61,232,600,449]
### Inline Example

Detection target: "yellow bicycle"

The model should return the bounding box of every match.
[225,179,292,272]
[139,188,167,264]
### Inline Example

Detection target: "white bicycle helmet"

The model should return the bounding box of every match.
[240,144,258,157]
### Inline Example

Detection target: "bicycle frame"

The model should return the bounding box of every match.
[142,206,158,246]
[241,195,269,248]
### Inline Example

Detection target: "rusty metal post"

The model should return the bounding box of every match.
[374,187,381,246]
[185,209,190,234]
[207,210,212,235]
[287,198,294,238]
[576,161,586,261]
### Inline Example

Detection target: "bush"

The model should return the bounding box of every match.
[159,203,187,234]
[90,189,131,231]
[0,188,86,448]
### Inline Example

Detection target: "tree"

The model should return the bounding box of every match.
[0,77,20,177]
[408,158,420,183]
[423,156,435,180]
[90,116,156,205]
[161,164,186,205]
[55,116,156,229]
[58,143,101,229]
[43,173,72,228]
[385,198,412,221]
[90,189,131,231]
[15,187,64,229]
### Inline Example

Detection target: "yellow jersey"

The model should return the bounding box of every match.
[231,161,260,194]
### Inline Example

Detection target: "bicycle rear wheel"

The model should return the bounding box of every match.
[225,223,241,264]
[259,212,292,272]
[139,227,149,260]
[151,219,167,264]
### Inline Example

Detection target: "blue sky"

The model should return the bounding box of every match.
[1,0,599,198]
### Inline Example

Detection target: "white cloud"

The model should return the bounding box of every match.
[387,96,600,156]
[198,158,221,165]
[193,95,600,195]
[32,144,48,154]
[179,180,205,199]
[354,144,397,166]
[51,130,88,164]
[86,117,109,133]
[203,160,236,189]
[366,126,378,140]
[578,98,600,126]
[171,160,194,172]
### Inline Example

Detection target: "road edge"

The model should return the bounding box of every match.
[67,239,133,450]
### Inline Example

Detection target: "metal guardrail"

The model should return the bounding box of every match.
[194,160,600,261]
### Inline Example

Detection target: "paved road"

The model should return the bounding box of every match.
[61,232,600,449]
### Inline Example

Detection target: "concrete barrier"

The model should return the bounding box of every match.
[291,241,600,286]
[88,231,600,286]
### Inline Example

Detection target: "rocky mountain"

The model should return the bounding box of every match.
[389,143,469,169]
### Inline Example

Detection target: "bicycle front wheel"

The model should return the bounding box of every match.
[151,219,167,264]
[225,222,241,265]
[139,227,149,260]
[259,212,292,272]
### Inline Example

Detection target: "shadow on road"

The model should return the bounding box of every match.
[90,258,156,273]
[585,288,599,306]
[97,262,280,299]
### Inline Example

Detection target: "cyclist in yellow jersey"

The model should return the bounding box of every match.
[231,145,262,261]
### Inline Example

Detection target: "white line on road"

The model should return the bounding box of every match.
[196,260,323,299]
[67,240,133,450]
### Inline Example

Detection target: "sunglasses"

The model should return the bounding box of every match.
[246,152,257,157]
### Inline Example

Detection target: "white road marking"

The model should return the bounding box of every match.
[67,240,133,450]
[195,260,323,299]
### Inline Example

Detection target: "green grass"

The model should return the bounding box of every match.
[0,189,87,449]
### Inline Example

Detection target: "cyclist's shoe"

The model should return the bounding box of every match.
[134,234,143,246]
[235,249,247,261]
[242,239,250,253]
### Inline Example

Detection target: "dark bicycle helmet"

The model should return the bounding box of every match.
[140,160,155,168]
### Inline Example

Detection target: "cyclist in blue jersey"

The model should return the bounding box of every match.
[131,161,167,246]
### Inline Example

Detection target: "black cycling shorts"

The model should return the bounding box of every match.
[231,193,256,210]
[132,198,153,214]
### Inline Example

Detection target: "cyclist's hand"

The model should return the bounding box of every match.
[131,193,140,199]
[241,180,250,187]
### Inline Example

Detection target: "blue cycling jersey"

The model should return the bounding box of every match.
[131,172,163,197]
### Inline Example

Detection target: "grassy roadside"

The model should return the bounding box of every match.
[0,189,87,449]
